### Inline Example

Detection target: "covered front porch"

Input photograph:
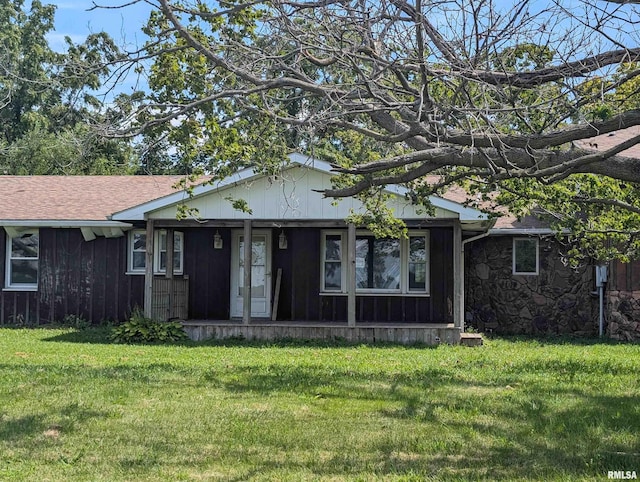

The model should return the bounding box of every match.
[141,219,465,345]
[110,154,492,344]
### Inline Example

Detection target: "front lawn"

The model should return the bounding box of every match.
[0,328,638,481]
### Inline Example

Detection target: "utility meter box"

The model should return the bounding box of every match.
[595,264,608,288]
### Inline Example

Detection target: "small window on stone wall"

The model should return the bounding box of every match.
[513,238,539,275]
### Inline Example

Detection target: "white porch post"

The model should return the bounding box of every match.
[453,220,464,331]
[165,227,174,321]
[144,219,155,319]
[243,219,252,325]
[347,222,356,327]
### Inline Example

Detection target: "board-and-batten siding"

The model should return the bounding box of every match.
[183,226,454,323]
[148,165,459,221]
[0,228,143,325]
[1,225,453,325]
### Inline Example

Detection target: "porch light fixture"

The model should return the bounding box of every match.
[279,231,288,249]
[213,231,223,249]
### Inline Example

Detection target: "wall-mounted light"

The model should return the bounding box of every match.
[213,230,223,249]
[278,231,288,249]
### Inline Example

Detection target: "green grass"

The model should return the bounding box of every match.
[0,328,638,481]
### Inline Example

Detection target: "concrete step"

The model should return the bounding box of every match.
[460,332,483,347]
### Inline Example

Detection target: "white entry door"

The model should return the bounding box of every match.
[230,231,271,318]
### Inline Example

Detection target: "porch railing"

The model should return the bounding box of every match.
[151,277,189,321]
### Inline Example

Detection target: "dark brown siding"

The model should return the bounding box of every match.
[1,228,142,325]
[180,226,453,323]
[610,259,640,291]
[1,225,454,325]
[314,227,453,323]
[269,227,452,323]
[183,227,231,319]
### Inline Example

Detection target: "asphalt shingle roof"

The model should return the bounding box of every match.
[0,176,184,221]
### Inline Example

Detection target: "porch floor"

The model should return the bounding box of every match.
[182,320,461,345]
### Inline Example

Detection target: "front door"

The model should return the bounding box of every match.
[230,231,271,318]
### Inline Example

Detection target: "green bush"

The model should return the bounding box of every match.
[111,310,187,343]
[61,314,91,330]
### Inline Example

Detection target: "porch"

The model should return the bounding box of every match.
[182,319,461,345]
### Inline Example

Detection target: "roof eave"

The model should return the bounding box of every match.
[0,220,133,228]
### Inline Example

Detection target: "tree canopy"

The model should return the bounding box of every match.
[99,0,640,259]
[0,0,133,175]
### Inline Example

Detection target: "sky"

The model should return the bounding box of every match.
[49,1,152,51]
[47,1,154,96]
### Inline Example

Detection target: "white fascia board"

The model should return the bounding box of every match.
[0,220,132,228]
[111,167,265,221]
[288,152,335,172]
[488,228,557,235]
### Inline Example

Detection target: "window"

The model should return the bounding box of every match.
[355,236,401,290]
[128,229,184,275]
[5,229,39,290]
[156,230,183,274]
[321,231,429,294]
[513,238,538,275]
[408,235,428,291]
[130,231,146,271]
[322,232,344,291]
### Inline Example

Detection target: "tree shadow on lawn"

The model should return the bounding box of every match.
[0,402,110,444]
[1,359,637,480]
[215,365,640,479]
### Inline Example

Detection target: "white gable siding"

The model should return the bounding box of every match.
[147,165,459,220]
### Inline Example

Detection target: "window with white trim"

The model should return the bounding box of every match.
[321,231,429,294]
[322,232,344,291]
[513,238,538,275]
[156,230,183,274]
[5,229,39,290]
[127,229,184,275]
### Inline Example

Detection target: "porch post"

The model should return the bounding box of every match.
[347,222,356,327]
[453,220,464,331]
[165,227,174,321]
[144,219,155,319]
[243,219,252,325]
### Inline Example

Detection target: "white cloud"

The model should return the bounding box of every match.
[46,32,87,52]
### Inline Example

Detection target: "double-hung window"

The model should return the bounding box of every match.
[127,229,184,275]
[513,238,539,275]
[322,232,344,291]
[5,229,39,290]
[321,231,429,294]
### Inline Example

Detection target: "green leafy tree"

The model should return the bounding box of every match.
[0,0,133,174]
[104,0,640,259]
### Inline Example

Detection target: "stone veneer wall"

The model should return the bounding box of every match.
[605,291,640,340]
[465,236,597,335]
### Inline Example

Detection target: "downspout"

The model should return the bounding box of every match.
[595,264,609,338]
[459,225,495,333]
